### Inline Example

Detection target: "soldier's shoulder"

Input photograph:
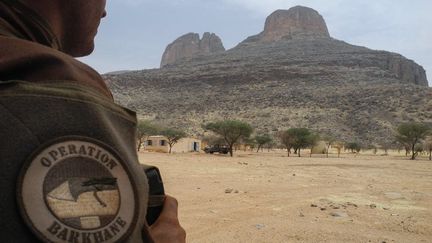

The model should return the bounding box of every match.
[0,36,112,98]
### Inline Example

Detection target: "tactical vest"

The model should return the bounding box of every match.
[0,80,153,242]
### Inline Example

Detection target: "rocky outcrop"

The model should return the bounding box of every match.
[386,54,428,86]
[242,6,330,44]
[105,6,430,145]
[160,32,225,67]
[200,32,225,53]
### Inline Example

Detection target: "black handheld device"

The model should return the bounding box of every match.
[143,165,165,225]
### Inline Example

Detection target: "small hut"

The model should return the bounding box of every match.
[144,136,201,153]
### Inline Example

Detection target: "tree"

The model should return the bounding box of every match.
[322,135,336,158]
[266,140,277,152]
[242,137,256,151]
[254,134,272,152]
[287,128,315,157]
[308,133,320,157]
[424,137,432,161]
[136,120,159,151]
[370,145,378,155]
[332,142,344,158]
[204,120,253,157]
[160,128,187,154]
[379,142,394,156]
[202,135,226,147]
[278,130,293,157]
[346,142,361,153]
[396,122,431,160]
[401,144,411,157]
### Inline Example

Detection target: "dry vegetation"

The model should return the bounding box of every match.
[109,75,432,146]
[104,31,432,154]
[140,150,432,243]
[105,38,432,145]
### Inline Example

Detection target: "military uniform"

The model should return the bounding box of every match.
[0,2,153,242]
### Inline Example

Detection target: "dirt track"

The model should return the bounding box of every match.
[139,151,432,243]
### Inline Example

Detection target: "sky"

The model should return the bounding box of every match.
[80,0,432,85]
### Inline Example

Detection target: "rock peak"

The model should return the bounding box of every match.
[161,32,225,67]
[244,6,330,44]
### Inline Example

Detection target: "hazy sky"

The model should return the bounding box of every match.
[81,0,431,85]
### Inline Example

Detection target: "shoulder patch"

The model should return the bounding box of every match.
[17,137,138,243]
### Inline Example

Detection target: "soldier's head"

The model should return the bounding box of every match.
[19,0,107,57]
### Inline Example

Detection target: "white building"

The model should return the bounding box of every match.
[143,136,201,153]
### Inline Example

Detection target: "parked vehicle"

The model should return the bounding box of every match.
[204,144,229,154]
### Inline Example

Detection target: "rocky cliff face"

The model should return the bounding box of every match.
[106,6,431,145]
[236,7,427,86]
[387,55,428,86]
[253,6,330,43]
[160,32,225,68]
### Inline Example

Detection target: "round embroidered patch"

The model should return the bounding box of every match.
[17,137,138,243]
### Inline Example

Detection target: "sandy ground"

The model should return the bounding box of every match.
[139,150,432,243]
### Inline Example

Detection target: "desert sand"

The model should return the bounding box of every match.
[139,150,432,243]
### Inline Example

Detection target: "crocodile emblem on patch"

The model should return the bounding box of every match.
[17,137,138,243]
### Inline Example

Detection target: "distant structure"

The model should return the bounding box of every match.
[144,135,201,153]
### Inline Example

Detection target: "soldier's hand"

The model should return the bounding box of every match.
[149,195,186,243]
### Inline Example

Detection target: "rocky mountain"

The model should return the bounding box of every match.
[245,6,330,43]
[105,6,431,146]
[160,32,225,67]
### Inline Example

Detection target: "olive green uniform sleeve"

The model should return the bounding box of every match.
[0,81,153,242]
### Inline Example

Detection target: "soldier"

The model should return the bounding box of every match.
[0,0,185,242]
